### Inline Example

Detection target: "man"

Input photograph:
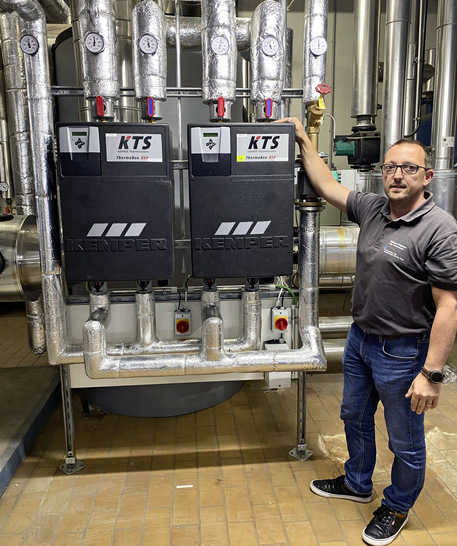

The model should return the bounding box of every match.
[277,117,457,545]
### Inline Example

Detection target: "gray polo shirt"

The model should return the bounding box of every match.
[347,191,457,336]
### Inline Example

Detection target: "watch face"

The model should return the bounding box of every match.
[429,370,444,383]
[84,32,105,54]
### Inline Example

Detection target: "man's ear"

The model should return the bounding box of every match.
[423,168,434,187]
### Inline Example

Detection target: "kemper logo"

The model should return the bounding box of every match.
[194,220,290,251]
[247,135,280,150]
[64,222,168,253]
[86,223,146,238]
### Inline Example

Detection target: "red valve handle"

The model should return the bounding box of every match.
[96,95,105,117]
[176,320,190,334]
[275,318,288,331]
[315,83,331,95]
[217,97,225,118]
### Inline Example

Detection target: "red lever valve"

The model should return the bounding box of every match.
[315,83,331,95]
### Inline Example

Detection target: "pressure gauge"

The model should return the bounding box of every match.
[0,182,9,192]
[139,34,158,55]
[20,35,39,56]
[261,36,280,57]
[310,36,328,56]
[84,32,105,54]
[211,36,229,55]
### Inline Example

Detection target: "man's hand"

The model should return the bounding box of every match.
[405,372,441,414]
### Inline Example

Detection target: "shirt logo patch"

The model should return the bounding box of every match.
[383,240,405,261]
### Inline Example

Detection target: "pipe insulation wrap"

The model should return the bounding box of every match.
[303,0,328,105]
[37,0,69,23]
[0,13,35,215]
[250,0,286,119]
[74,0,120,100]
[201,0,237,112]
[132,0,167,101]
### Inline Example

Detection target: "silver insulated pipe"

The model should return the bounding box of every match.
[381,0,411,157]
[201,0,237,121]
[132,0,167,120]
[303,0,328,106]
[250,0,286,121]
[430,0,457,214]
[73,0,119,120]
[37,0,69,23]
[351,0,380,128]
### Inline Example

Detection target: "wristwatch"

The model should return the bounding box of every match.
[420,366,445,384]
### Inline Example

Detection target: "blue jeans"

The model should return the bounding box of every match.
[341,322,430,513]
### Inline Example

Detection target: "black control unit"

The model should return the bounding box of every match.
[56,122,173,282]
[188,123,295,279]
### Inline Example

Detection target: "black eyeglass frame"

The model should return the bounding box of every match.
[380,163,430,175]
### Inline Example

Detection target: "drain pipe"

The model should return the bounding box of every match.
[201,0,237,121]
[381,0,412,157]
[250,0,286,121]
[73,0,119,120]
[430,0,457,214]
[132,0,167,121]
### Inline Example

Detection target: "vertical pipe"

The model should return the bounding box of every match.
[381,0,411,158]
[352,0,380,129]
[403,0,428,137]
[431,0,457,171]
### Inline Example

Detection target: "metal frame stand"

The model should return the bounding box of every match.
[59,364,85,475]
[289,371,313,461]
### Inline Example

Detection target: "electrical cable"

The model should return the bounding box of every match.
[275,284,296,305]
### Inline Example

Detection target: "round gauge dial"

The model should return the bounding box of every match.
[310,36,328,56]
[262,36,280,57]
[0,182,9,192]
[139,34,158,55]
[211,36,229,55]
[84,32,105,54]
[20,35,39,56]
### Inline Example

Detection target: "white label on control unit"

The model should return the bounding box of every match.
[59,126,100,154]
[236,133,289,162]
[105,133,163,162]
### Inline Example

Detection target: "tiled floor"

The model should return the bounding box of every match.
[1,302,457,545]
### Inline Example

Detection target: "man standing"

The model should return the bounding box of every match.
[278,117,457,545]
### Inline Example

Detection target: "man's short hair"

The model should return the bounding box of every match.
[390,138,432,168]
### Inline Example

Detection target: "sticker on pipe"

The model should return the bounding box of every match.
[236,134,289,162]
[105,133,163,162]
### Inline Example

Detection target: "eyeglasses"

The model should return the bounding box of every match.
[380,163,429,175]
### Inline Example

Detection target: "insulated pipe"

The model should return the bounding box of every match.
[166,16,250,50]
[0,12,35,215]
[250,0,286,121]
[381,0,411,158]
[303,0,328,106]
[201,0,237,121]
[132,0,167,120]
[319,225,358,275]
[431,0,457,172]
[352,0,380,128]
[319,316,352,335]
[0,50,12,200]
[26,297,46,354]
[37,0,69,23]
[82,208,326,378]
[403,0,427,137]
[0,0,70,363]
[73,0,119,120]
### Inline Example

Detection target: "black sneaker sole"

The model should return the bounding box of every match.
[362,513,409,545]
[310,480,372,503]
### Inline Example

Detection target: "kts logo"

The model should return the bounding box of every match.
[248,135,280,150]
[118,135,152,151]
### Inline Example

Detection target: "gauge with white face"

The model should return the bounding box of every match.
[20,35,39,56]
[0,182,9,192]
[262,36,280,57]
[84,32,105,54]
[139,34,158,55]
[211,36,229,55]
[310,36,328,56]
